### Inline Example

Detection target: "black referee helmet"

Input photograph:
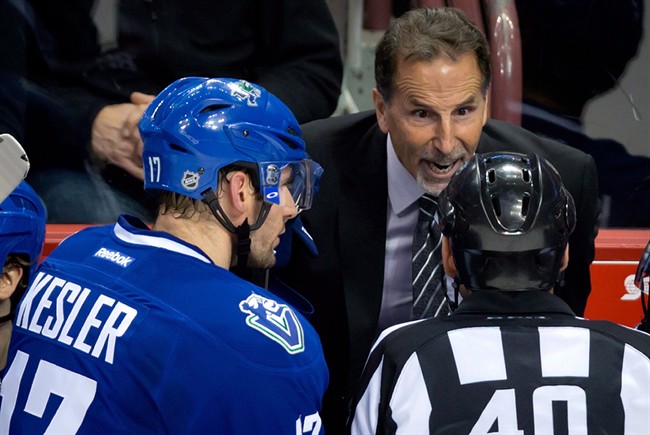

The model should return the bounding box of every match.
[438,152,576,292]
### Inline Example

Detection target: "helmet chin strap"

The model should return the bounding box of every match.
[201,189,272,276]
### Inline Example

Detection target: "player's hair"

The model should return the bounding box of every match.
[157,165,261,219]
[157,192,205,219]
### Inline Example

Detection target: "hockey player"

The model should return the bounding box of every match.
[0,181,46,371]
[1,77,327,434]
[350,152,650,434]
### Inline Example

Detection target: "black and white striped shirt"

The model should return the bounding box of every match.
[350,291,650,434]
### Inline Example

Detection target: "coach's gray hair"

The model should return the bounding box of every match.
[375,7,491,102]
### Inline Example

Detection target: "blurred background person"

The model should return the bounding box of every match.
[516,0,650,227]
[0,0,342,223]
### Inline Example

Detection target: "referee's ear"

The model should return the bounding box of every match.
[441,237,457,278]
[560,244,569,272]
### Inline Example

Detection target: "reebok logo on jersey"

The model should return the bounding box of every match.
[239,293,305,354]
[93,248,134,268]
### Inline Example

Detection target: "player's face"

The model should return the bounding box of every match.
[248,167,298,268]
[374,52,488,196]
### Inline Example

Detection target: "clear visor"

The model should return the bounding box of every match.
[258,160,323,213]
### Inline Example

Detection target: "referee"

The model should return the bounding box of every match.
[350,152,650,434]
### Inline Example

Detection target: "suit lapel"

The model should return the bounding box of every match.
[338,123,388,373]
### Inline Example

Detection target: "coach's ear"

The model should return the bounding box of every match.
[0,264,23,301]
[372,88,389,134]
[441,237,456,278]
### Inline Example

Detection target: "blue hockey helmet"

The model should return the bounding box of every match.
[438,152,576,291]
[140,77,322,217]
[0,181,46,318]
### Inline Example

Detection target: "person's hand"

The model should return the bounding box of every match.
[124,92,156,159]
[92,103,145,179]
[90,92,154,180]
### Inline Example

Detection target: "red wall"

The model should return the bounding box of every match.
[40,225,650,326]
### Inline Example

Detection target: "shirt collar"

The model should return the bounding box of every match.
[452,290,577,317]
[386,133,426,216]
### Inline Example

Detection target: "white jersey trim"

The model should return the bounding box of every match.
[371,318,428,355]
[390,353,431,433]
[351,357,384,435]
[113,222,211,264]
[621,344,650,433]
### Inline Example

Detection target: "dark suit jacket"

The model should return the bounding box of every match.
[277,110,599,433]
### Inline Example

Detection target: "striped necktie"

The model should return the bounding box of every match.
[412,194,449,318]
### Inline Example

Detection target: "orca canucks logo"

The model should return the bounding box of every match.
[239,293,305,354]
[229,80,261,107]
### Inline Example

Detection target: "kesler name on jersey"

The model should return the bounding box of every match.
[14,271,138,364]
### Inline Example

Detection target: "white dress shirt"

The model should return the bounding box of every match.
[377,135,460,334]
[377,134,425,333]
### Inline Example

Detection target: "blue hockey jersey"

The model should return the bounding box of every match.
[0,215,328,434]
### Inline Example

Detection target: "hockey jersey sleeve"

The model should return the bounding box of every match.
[349,322,417,435]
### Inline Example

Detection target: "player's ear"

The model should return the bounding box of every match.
[223,171,261,227]
[0,264,23,301]
[223,171,250,213]
[441,237,457,277]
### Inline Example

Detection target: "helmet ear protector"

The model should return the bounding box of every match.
[438,152,575,292]
[0,181,46,323]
